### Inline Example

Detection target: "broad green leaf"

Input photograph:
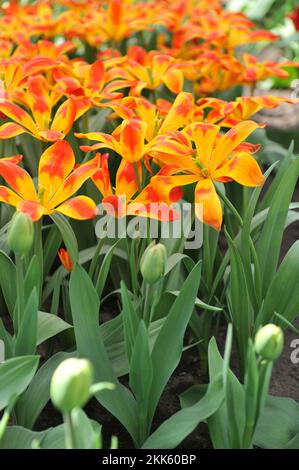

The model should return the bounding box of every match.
[95,240,120,300]
[0,250,16,316]
[257,156,299,295]
[257,240,299,326]
[0,356,39,411]
[254,395,299,449]
[148,262,201,425]
[14,289,38,356]
[37,311,72,345]
[142,373,224,449]
[43,225,62,278]
[70,264,138,442]
[121,282,140,363]
[207,336,245,449]
[71,408,102,449]
[129,321,153,445]
[225,230,252,373]
[24,256,41,303]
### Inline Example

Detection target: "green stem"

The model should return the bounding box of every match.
[34,219,43,302]
[216,187,262,306]
[88,236,106,281]
[63,411,76,450]
[15,255,24,335]
[143,284,151,326]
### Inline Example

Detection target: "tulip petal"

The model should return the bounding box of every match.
[51,98,77,136]
[49,155,100,208]
[194,179,222,231]
[215,152,265,187]
[38,140,75,204]
[17,200,46,221]
[190,122,219,168]
[0,160,37,201]
[56,196,98,220]
[0,122,27,139]
[160,92,194,134]
[84,60,105,92]
[115,159,141,199]
[161,68,184,94]
[0,100,36,133]
[120,118,146,162]
[92,153,112,198]
[0,185,22,206]
[212,120,259,169]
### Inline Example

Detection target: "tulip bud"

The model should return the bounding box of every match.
[140,242,167,285]
[254,324,284,361]
[50,358,93,412]
[7,212,34,257]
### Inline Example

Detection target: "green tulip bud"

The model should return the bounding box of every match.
[7,212,34,257]
[50,358,93,412]
[254,324,284,361]
[140,242,167,285]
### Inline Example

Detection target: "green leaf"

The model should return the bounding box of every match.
[257,240,299,326]
[148,262,201,425]
[50,213,78,265]
[24,256,41,303]
[225,229,252,373]
[254,395,299,449]
[142,373,224,449]
[69,264,138,442]
[0,356,39,411]
[0,250,16,316]
[95,240,120,300]
[37,311,72,345]
[121,282,140,363]
[129,321,153,445]
[43,225,62,278]
[14,289,38,356]
[207,336,245,449]
[257,155,299,295]
[71,408,102,449]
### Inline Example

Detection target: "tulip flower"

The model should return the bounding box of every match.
[150,121,264,230]
[92,153,182,221]
[0,76,76,142]
[0,140,99,221]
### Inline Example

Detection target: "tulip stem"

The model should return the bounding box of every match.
[63,411,76,449]
[15,255,24,335]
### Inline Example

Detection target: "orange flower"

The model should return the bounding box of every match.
[196,95,299,127]
[53,59,133,118]
[76,92,194,163]
[109,46,186,95]
[0,141,99,221]
[0,76,76,141]
[151,121,264,230]
[92,153,181,221]
[58,248,73,272]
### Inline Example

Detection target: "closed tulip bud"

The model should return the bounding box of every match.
[50,358,93,412]
[254,324,284,361]
[140,242,167,285]
[7,212,34,257]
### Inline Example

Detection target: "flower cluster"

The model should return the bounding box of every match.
[0,0,297,230]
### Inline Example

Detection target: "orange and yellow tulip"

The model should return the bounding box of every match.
[0,141,99,221]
